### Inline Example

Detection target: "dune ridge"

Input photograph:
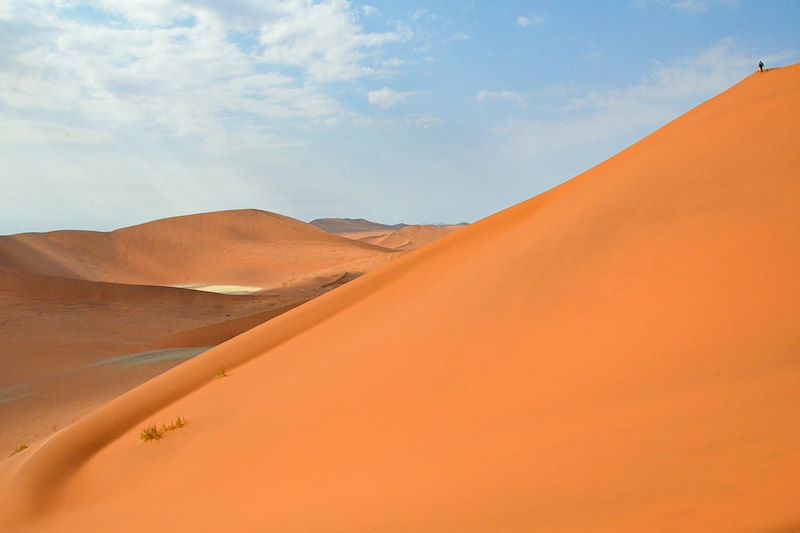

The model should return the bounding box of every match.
[0,209,397,288]
[353,224,464,251]
[2,66,799,531]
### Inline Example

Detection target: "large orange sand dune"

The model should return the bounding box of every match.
[1,66,799,531]
[0,209,397,288]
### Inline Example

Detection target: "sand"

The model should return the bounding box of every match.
[0,269,305,452]
[312,217,464,251]
[0,212,397,454]
[1,65,799,531]
[349,224,465,251]
[0,209,398,288]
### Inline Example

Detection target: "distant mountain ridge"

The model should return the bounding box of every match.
[309,218,407,234]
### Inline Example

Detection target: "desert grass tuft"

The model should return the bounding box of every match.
[9,444,28,457]
[215,369,227,379]
[140,425,163,441]
[140,416,188,442]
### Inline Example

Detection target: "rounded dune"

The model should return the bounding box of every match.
[356,224,464,251]
[2,66,799,531]
[0,209,398,288]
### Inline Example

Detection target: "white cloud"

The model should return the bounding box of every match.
[516,15,542,27]
[361,5,379,17]
[491,40,784,158]
[638,0,738,13]
[477,90,528,109]
[367,87,422,108]
[476,85,575,109]
[0,118,112,144]
[0,0,413,142]
[257,1,409,82]
[406,115,441,129]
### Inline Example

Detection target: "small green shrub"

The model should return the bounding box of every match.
[215,369,227,379]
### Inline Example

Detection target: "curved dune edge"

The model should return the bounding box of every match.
[1,66,799,530]
[0,208,397,288]
[151,301,308,349]
[0,192,541,525]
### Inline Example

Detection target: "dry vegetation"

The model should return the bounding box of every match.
[140,416,188,442]
[9,444,28,457]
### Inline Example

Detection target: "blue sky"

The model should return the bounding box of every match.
[0,0,798,233]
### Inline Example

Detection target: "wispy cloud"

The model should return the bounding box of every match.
[491,40,783,158]
[367,87,423,108]
[516,15,542,27]
[0,0,411,143]
[477,90,528,108]
[637,0,739,14]
[0,118,113,144]
[405,115,441,129]
[476,85,575,109]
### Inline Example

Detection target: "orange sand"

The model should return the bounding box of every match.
[349,224,464,251]
[0,209,397,288]
[1,66,799,531]
[312,217,464,251]
[0,213,395,453]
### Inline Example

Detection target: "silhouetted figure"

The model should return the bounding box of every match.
[759,61,764,72]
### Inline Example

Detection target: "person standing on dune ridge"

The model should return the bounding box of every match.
[759,61,764,72]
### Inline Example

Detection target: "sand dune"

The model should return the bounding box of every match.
[352,224,465,251]
[312,217,465,251]
[0,210,386,453]
[0,268,315,452]
[2,66,799,531]
[0,209,397,289]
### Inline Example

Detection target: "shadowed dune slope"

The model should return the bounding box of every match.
[2,66,800,531]
[0,269,280,382]
[0,269,303,452]
[0,209,397,288]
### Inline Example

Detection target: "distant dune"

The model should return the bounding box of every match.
[2,66,799,531]
[353,224,464,251]
[0,209,398,289]
[312,217,466,251]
